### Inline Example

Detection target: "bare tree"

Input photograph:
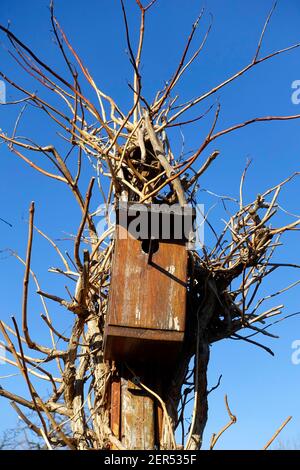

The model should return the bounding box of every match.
[0,0,299,450]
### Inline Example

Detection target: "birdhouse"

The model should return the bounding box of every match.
[103,202,195,364]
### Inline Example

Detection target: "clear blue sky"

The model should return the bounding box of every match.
[0,0,300,450]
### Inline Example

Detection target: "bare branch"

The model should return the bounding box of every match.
[263,416,292,450]
[210,395,237,449]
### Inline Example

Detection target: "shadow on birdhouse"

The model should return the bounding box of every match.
[103,202,195,364]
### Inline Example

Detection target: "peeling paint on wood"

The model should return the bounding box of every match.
[167,265,176,275]
[121,376,155,450]
[104,235,188,363]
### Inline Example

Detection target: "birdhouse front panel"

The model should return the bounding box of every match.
[104,204,194,363]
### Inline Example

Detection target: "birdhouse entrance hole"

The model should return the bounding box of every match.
[141,238,159,255]
[103,202,196,364]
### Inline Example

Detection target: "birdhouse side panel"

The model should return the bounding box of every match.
[107,237,187,333]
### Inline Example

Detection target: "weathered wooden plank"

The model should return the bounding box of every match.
[104,234,188,362]
[109,237,187,331]
[110,375,121,446]
[121,374,156,450]
[104,325,184,362]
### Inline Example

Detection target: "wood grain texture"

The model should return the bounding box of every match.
[121,371,156,450]
[104,232,188,362]
[110,375,121,446]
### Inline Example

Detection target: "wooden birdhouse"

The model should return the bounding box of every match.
[103,202,195,364]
